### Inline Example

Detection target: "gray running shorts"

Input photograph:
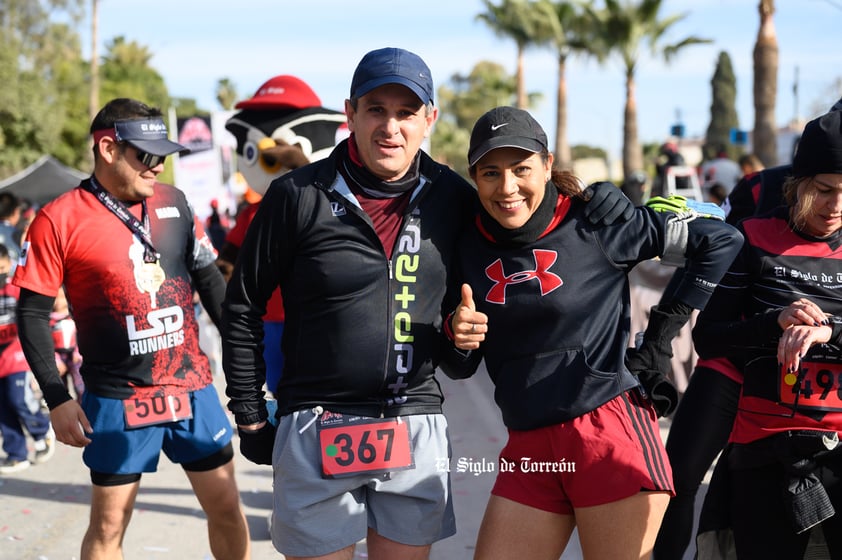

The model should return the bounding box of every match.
[270,409,455,557]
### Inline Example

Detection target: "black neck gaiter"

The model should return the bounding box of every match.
[478,181,559,248]
[339,136,421,198]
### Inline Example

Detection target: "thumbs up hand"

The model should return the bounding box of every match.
[451,283,488,351]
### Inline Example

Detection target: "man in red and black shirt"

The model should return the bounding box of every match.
[13,98,250,559]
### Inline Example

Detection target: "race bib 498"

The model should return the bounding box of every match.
[780,360,842,412]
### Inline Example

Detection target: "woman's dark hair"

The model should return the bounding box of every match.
[470,149,586,198]
[550,168,585,198]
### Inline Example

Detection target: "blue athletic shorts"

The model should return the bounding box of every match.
[81,384,233,474]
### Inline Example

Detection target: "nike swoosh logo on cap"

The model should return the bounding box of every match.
[490,123,509,131]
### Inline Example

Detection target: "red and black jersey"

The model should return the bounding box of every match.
[693,207,842,443]
[13,180,217,400]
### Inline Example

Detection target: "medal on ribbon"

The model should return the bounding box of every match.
[139,260,166,308]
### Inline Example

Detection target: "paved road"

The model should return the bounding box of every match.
[0,366,696,560]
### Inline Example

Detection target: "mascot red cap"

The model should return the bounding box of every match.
[234,75,322,111]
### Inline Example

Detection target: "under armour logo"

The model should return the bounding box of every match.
[484,249,563,304]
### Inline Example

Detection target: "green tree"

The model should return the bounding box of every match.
[89,0,100,123]
[586,0,710,178]
[0,0,85,175]
[703,51,740,161]
[752,0,778,166]
[0,2,204,183]
[47,25,91,171]
[432,61,539,179]
[99,36,170,110]
[216,78,238,111]
[477,0,556,109]
[571,144,607,159]
[171,97,205,118]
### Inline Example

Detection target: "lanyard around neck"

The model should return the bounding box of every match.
[83,177,160,263]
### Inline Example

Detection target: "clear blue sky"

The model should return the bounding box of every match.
[79,0,842,160]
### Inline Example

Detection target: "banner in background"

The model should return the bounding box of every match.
[171,111,238,223]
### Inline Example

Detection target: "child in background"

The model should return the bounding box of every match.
[0,243,54,474]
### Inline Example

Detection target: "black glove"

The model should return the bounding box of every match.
[626,305,688,417]
[626,348,679,417]
[582,181,635,225]
[237,422,276,465]
[784,459,835,533]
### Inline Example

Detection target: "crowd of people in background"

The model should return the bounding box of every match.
[0,192,67,475]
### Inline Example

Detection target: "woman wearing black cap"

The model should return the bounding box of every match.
[689,109,842,559]
[441,106,743,559]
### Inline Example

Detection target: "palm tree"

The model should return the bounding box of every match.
[477,0,557,109]
[535,0,599,170]
[432,61,520,177]
[752,0,778,166]
[586,0,710,178]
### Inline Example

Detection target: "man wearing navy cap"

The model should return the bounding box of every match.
[222,46,469,560]
[221,48,632,560]
[14,98,250,559]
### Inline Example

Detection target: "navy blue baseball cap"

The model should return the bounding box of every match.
[468,107,548,166]
[111,117,188,156]
[350,47,434,105]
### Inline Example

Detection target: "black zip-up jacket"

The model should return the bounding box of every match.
[222,141,477,426]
